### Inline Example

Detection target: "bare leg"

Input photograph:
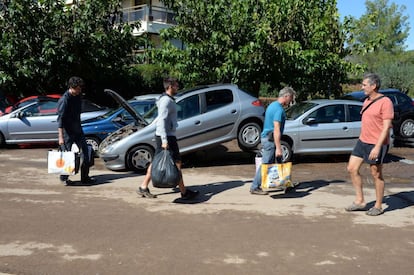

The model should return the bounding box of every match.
[140,163,152,189]
[370,164,384,209]
[176,160,186,194]
[347,155,365,205]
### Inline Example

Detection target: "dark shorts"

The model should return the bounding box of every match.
[351,139,388,165]
[155,135,181,162]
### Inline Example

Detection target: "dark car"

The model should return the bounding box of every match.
[342,89,414,138]
[82,99,156,152]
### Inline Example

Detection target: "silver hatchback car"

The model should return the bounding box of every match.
[281,99,393,162]
[0,98,109,146]
[99,84,265,172]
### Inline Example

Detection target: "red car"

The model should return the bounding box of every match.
[1,94,62,115]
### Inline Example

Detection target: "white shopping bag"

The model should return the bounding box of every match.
[47,150,77,175]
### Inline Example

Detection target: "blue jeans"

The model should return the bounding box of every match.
[250,137,276,191]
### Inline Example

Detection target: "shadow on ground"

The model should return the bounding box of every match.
[167,180,249,204]
[269,179,345,199]
[381,190,414,213]
[64,172,139,187]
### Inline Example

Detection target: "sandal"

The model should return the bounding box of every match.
[366,207,384,216]
[345,202,366,212]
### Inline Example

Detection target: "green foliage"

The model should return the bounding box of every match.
[342,0,413,95]
[127,63,165,93]
[0,0,142,100]
[157,0,350,100]
[343,0,409,54]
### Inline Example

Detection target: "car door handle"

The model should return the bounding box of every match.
[231,109,237,114]
[195,120,201,125]
[342,126,348,130]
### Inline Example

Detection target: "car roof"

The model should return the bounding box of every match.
[132,94,162,100]
[346,89,401,98]
[176,83,239,97]
[307,99,363,105]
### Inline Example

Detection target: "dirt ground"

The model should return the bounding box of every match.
[0,141,413,275]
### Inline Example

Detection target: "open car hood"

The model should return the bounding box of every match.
[104,89,148,127]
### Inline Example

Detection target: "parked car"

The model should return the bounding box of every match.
[280,99,394,162]
[342,89,414,138]
[99,84,265,172]
[82,99,156,152]
[1,94,62,115]
[133,94,162,101]
[0,93,18,115]
[0,97,109,146]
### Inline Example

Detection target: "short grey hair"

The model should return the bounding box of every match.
[363,73,381,90]
[279,86,296,98]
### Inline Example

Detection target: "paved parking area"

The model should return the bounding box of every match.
[0,143,413,274]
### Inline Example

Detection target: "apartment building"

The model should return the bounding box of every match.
[64,0,179,59]
[122,0,180,55]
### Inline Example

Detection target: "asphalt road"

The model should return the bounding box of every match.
[0,142,413,275]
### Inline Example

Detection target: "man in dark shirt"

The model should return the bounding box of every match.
[57,76,95,185]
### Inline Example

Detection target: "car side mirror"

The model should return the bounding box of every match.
[12,111,24,119]
[305,117,318,125]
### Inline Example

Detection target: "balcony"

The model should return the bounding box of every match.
[122,4,175,35]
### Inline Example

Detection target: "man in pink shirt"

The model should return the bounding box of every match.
[345,73,394,216]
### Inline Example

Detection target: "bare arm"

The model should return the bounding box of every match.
[369,119,392,160]
[273,121,282,158]
[58,128,64,146]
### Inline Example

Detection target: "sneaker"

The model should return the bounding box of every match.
[137,187,157,198]
[250,189,269,195]
[81,177,97,184]
[366,207,384,216]
[181,189,199,200]
[64,179,75,186]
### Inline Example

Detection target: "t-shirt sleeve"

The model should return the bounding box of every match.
[272,107,283,123]
[382,98,394,121]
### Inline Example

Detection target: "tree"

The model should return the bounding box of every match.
[0,0,142,100]
[152,0,350,99]
[342,0,413,94]
[343,0,409,54]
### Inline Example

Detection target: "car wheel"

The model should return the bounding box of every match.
[127,145,154,173]
[238,122,261,151]
[85,136,100,155]
[281,140,293,162]
[400,119,414,138]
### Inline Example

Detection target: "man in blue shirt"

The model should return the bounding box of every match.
[250,87,296,195]
[57,76,95,185]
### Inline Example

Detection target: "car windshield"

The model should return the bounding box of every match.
[285,102,317,120]
[97,100,135,119]
[82,99,106,112]
[143,104,158,124]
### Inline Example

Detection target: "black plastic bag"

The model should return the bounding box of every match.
[151,150,181,188]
